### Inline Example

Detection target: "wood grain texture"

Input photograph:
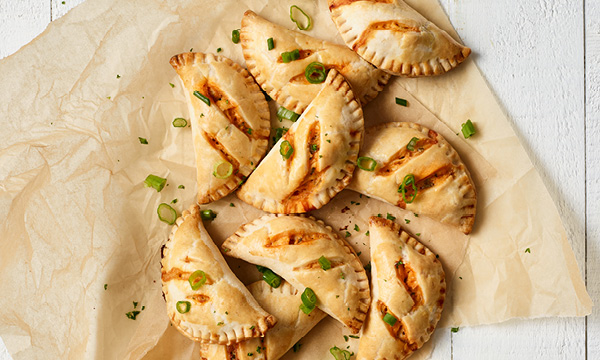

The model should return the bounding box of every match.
[0,0,594,359]
[585,0,600,358]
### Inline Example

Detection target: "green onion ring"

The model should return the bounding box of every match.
[357,157,377,171]
[157,203,177,225]
[176,300,191,314]
[398,174,418,204]
[172,118,188,127]
[406,137,419,151]
[304,62,327,84]
[329,346,352,360]
[299,287,316,315]
[280,140,294,160]
[232,29,241,44]
[188,270,207,290]
[290,5,312,30]
[213,161,234,179]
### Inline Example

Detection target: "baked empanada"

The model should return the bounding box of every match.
[241,10,390,114]
[237,70,363,213]
[357,217,445,360]
[328,0,471,76]
[222,214,370,333]
[348,122,476,234]
[170,52,270,204]
[199,281,327,360]
[161,205,276,344]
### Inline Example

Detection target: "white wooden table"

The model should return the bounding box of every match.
[0,0,598,359]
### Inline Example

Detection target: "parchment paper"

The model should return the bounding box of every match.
[0,0,591,359]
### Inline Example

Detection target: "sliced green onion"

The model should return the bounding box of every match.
[213,161,234,179]
[280,140,294,160]
[172,118,187,127]
[461,119,475,138]
[272,127,288,144]
[200,209,217,221]
[277,106,300,122]
[144,174,167,192]
[176,300,191,314]
[138,137,148,144]
[304,62,327,84]
[232,29,241,44]
[299,287,316,314]
[256,265,282,288]
[329,346,352,360]
[357,157,377,171]
[383,313,398,326]
[310,144,318,153]
[157,203,177,225]
[290,5,312,30]
[395,97,408,107]
[281,49,300,63]
[318,256,331,270]
[188,270,207,290]
[406,137,419,151]
[267,37,274,50]
[398,174,418,204]
[193,91,210,106]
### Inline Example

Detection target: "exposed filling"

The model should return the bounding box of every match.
[353,20,422,52]
[266,230,328,247]
[277,49,315,63]
[377,130,439,176]
[376,300,418,352]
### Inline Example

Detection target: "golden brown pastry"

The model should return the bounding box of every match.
[160,205,276,344]
[170,52,270,204]
[199,281,327,360]
[222,214,370,333]
[348,122,476,234]
[357,217,446,360]
[328,0,471,76]
[237,70,363,214]
[241,10,390,114]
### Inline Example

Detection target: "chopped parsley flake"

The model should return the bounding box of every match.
[386,213,396,221]
[345,231,351,237]
[354,224,360,232]
[230,203,235,207]
[525,248,531,253]
[126,311,140,320]
[405,219,410,224]
[169,83,175,88]
[104,284,107,290]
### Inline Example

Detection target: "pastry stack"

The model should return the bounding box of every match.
[160,1,476,359]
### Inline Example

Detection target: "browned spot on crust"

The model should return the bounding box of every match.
[266,230,328,247]
[353,20,422,52]
[188,294,210,304]
[329,0,394,11]
[277,49,315,63]
[377,130,439,176]
[376,300,418,352]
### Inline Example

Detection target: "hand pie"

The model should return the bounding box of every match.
[237,70,363,214]
[241,10,390,114]
[348,122,476,234]
[327,0,471,76]
[199,281,327,360]
[222,214,370,333]
[357,217,446,360]
[160,205,276,344]
[170,52,270,204]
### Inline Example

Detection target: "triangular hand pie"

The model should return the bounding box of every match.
[328,0,471,76]
[161,205,276,344]
[348,122,476,234]
[222,214,370,333]
[241,10,390,114]
[170,52,270,204]
[357,217,446,360]
[237,70,364,214]
[199,281,327,360]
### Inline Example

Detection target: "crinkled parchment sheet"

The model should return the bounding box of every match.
[0,0,591,359]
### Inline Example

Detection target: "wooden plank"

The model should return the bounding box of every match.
[586,0,600,358]
[0,0,50,59]
[438,0,587,358]
[50,0,85,21]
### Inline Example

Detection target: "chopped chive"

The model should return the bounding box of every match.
[172,118,187,127]
[138,137,148,144]
[213,161,234,179]
[395,97,408,106]
[176,301,191,314]
[290,5,312,30]
[383,313,397,326]
[318,256,331,270]
[357,157,377,171]
[157,203,177,225]
[267,37,274,50]
[144,174,167,192]
[280,140,294,159]
[232,29,241,44]
[461,119,476,138]
[193,91,210,106]
[386,213,396,221]
[281,49,300,63]
[188,270,207,290]
[349,335,359,339]
[256,265,282,288]
[406,137,419,151]
[277,106,300,122]
[200,209,217,221]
